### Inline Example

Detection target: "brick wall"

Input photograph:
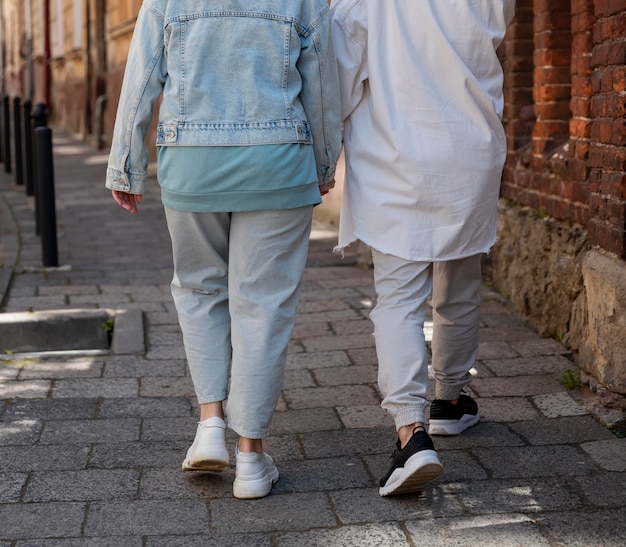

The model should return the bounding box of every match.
[588,1,626,256]
[501,0,626,257]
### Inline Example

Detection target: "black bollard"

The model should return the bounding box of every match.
[32,103,49,237]
[35,125,59,268]
[23,100,34,196]
[3,96,11,173]
[13,97,24,186]
[0,96,4,164]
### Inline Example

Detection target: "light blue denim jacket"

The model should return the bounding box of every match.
[106,0,341,195]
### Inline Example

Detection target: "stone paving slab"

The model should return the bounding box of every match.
[580,438,626,471]
[508,415,613,444]
[16,540,143,547]
[406,514,553,546]
[85,500,212,537]
[534,508,626,546]
[23,469,141,502]
[1,133,625,544]
[532,391,591,418]
[277,523,408,547]
[2,398,99,420]
[0,445,91,472]
[0,502,87,540]
[473,445,601,478]
[446,477,584,514]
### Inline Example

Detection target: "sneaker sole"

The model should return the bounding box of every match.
[379,449,443,497]
[428,412,480,436]
[182,457,229,472]
[233,466,279,499]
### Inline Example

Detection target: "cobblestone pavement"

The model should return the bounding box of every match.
[1,133,625,546]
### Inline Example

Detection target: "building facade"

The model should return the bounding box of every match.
[1,1,625,403]
[0,0,139,144]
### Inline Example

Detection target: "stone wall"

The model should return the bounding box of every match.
[579,250,626,395]
[490,200,589,345]
[496,0,626,407]
[490,200,626,403]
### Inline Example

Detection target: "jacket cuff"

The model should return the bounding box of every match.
[317,164,336,185]
[105,167,147,194]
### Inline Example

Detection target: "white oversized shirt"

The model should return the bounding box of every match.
[330,0,516,261]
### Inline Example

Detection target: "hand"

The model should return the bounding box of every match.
[319,179,335,196]
[111,190,143,214]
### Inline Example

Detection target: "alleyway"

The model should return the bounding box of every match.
[1,133,625,545]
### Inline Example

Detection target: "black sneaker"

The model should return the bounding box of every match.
[378,427,443,496]
[428,394,480,435]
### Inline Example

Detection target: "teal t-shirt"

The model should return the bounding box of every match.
[157,144,321,212]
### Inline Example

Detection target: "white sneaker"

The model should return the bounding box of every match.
[233,445,279,499]
[182,416,229,472]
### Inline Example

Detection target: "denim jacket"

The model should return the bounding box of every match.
[106,0,341,195]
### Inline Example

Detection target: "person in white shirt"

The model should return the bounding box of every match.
[330,0,516,496]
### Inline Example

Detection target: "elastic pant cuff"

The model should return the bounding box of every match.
[435,382,467,401]
[389,404,427,431]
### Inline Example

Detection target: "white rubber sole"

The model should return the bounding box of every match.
[182,444,229,472]
[182,418,229,471]
[379,449,443,497]
[182,456,229,472]
[428,412,480,436]
[233,464,279,499]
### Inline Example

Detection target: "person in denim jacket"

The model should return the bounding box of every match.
[106,0,341,499]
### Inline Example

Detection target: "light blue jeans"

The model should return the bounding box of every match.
[164,206,313,439]
[370,251,482,430]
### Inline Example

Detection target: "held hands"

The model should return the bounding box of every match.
[319,179,335,196]
[111,190,142,214]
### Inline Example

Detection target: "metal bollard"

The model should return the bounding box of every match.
[32,103,49,237]
[23,100,34,196]
[3,96,11,174]
[95,95,107,150]
[13,97,24,186]
[35,125,59,268]
[0,96,4,164]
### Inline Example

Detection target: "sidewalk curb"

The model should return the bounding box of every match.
[110,308,146,355]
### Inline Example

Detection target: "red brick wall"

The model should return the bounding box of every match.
[532,0,572,157]
[501,0,626,257]
[588,1,626,255]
